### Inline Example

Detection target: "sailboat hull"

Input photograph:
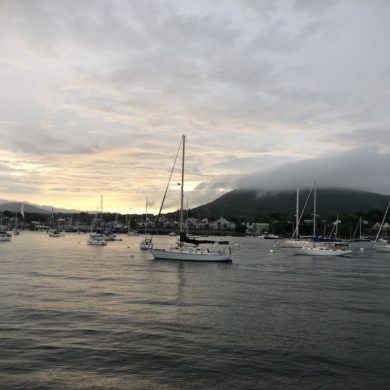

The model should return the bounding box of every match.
[151,248,232,262]
[48,230,65,237]
[375,245,390,253]
[295,246,352,256]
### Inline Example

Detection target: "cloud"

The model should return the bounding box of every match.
[235,146,390,195]
[0,1,389,211]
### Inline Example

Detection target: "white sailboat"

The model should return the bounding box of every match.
[295,243,352,257]
[140,198,153,250]
[151,135,232,262]
[373,200,390,252]
[289,185,351,256]
[283,188,313,248]
[127,214,139,236]
[48,208,65,237]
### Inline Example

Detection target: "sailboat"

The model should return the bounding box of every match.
[13,204,23,235]
[127,214,139,236]
[283,188,313,248]
[288,184,351,256]
[150,135,232,262]
[140,198,153,250]
[348,217,370,242]
[373,200,390,252]
[48,208,65,237]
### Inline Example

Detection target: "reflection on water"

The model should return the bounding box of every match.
[0,232,390,389]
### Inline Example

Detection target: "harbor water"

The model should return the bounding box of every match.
[1,232,390,389]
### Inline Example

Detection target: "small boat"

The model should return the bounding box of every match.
[88,235,107,246]
[151,135,232,262]
[48,229,65,237]
[140,237,153,250]
[295,243,352,257]
[0,230,12,242]
[169,232,177,237]
[103,232,123,241]
[140,198,153,250]
[373,200,390,250]
[263,233,281,240]
[48,209,65,237]
[374,243,390,253]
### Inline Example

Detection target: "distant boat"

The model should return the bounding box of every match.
[48,209,65,237]
[88,235,107,246]
[347,217,371,242]
[373,200,390,252]
[140,198,153,250]
[169,232,177,237]
[263,233,282,240]
[295,243,352,257]
[140,237,153,250]
[151,135,232,262]
[0,230,12,242]
[103,232,123,241]
[48,229,65,237]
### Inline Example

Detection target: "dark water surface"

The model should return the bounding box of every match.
[1,232,390,389]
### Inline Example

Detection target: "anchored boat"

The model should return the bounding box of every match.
[150,135,232,262]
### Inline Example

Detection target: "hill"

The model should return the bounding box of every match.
[0,201,83,214]
[189,188,390,219]
[0,202,51,214]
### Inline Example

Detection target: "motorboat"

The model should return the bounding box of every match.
[88,235,107,246]
[0,230,12,242]
[263,234,281,240]
[48,229,65,237]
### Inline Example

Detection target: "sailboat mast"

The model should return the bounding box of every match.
[295,188,299,238]
[375,200,390,241]
[144,197,148,237]
[179,135,185,234]
[100,194,103,230]
[335,214,339,238]
[313,181,317,237]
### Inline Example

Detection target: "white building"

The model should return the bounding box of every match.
[209,217,236,231]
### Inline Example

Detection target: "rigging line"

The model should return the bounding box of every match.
[150,138,183,239]
[375,199,390,242]
[292,185,313,238]
[352,217,360,240]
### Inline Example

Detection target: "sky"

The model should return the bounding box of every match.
[0,0,389,213]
